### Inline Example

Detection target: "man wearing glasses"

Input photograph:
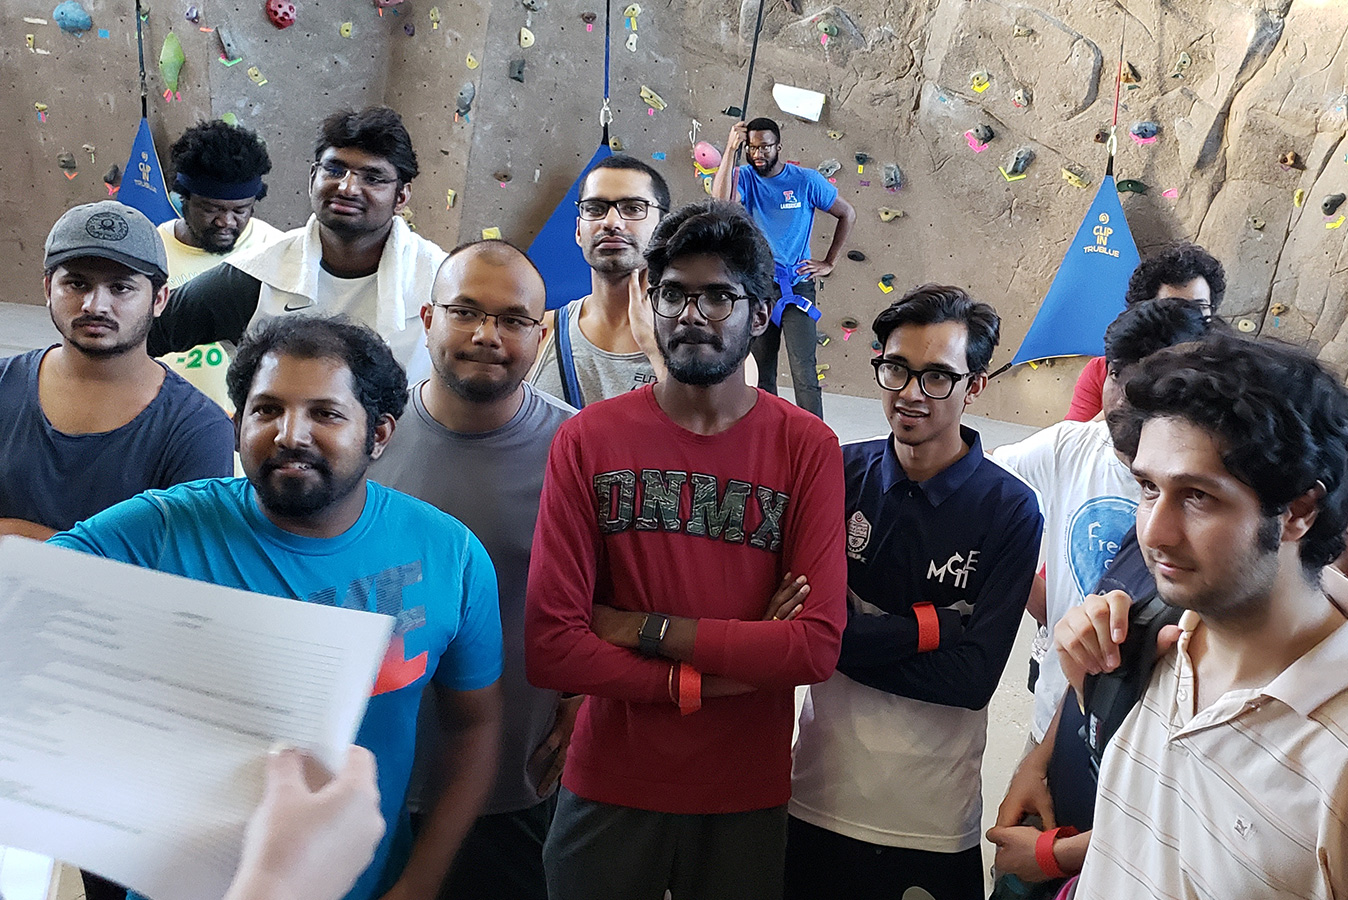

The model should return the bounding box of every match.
[372,239,576,900]
[531,156,670,408]
[148,107,446,383]
[712,117,855,419]
[787,286,1042,899]
[526,201,847,900]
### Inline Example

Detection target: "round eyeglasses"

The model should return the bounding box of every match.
[430,303,542,338]
[871,358,974,399]
[649,285,753,322]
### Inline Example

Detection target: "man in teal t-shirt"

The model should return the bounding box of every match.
[50,316,504,900]
[712,117,855,419]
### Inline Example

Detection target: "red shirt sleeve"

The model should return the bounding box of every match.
[1065,355,1107,422]
[691,428,848,689]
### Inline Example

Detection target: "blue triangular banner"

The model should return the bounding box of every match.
[118,118,178,226]
[1009,175,1141,365]
[528,143,613,310]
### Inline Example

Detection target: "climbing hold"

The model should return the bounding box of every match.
[1162,188,1179,199]
[493,170,512,184]
[103,163,121,195]
[839,316,859,340]
[522,0,543,9]
[693,141,721,169]
[1012,87,1031,108]
[445,188,457,209]
[626,32,638,51]
[855,152,870,173]
[509,58,525,82]
[817,159,841,177]
[1093,129,1109,144]
[52,1,93,34]
[57,151,78,179]
[1116,179,1148,194]
[34,102,49,122]
[640,85,666,111]
[972,124,994,144]
[1012,24,1033,37]
[1269,303,1288,318]
[1236,318,1257,334]
[466,53,479,69]
[722,106,743,118]
[582,11,596,23]
[1323,193,1346,216]
[456,82,476,116]
[185,5,201,23]
[1119,61,1141,84]
[82,143,96,163]
[999,147,1034,181]
[482,226,502,240]
[1130,121,1160,140]
[1249,215,1265,230]
[339,21,353,36]
[970,70,990,93]
[265,0,295,29]
[882,164,903,190]
[816,20,838,36]
[429,7,441,28]
[220,112,239,126]
[1294,188,1306,207]
[871,339,883,352]
[519,27,535,48]
[827,130,844,141]
[609,135,625,151]
[877,207,904,222]
[1061,167,1090,189]
[217,25,242,61]
[247,65,267,85]
[1169,51,1191,79]
[403,22,415,36]
[1279,150,1303,169]
[159,32,185,97]
[623,3,641,16]
[878,274,895,294]
[846,250,866,262]
[816,333,830,347]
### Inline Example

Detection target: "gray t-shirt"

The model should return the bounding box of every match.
[532,296,658,407]
[370,381,575,815]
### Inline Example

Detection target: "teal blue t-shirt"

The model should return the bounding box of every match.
[735,163,839,282]
[49,477,503,900]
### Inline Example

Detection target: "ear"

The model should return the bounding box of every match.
[394,183,412,214]
[368,413,397,460]
[43,273,54,307]
[419,301,435,334]
[964,371,989,407]
[1282,481,1325,543]
[749,298,771,338]
[151,281,171,317]
[574,217,584,249]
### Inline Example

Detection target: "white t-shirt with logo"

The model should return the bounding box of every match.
[991,419,1139,740]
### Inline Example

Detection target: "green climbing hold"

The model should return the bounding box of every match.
[159,32,185,92]
[220,112,239,126]
[1116,179,1148,194]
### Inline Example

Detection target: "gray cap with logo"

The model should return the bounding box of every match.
[43,201,170,284]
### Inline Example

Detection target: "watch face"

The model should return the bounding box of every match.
[639,614,668,641]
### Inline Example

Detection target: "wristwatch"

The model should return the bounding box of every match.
[637,613,670,656]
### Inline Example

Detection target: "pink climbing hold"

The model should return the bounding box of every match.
[1162,188,1178,198]
[693,141,722,169]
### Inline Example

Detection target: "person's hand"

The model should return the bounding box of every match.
[796,259,834,278]
[225,746,384,900]
[529,695,583,797]
[994,757,1056,831]
[1053,590,1131,695]
[626,269,664,380]
[590,603,641,649]
[763,573,810,621]
[726,121,748,153]
[985,824,1049,883]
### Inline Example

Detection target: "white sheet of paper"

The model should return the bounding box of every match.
[771,83,826,121]
[0,537,394,900]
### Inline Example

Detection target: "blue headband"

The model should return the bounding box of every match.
[174,171,265,200]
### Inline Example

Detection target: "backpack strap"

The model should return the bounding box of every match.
[554,301,585,409]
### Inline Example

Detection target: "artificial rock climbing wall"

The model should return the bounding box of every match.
[4,0,1348,425]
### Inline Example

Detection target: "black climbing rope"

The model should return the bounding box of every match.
[134,0,149,119]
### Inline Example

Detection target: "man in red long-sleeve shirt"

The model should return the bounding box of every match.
[525,199,847,900]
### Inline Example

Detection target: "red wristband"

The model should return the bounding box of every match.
[677,663,701,716]
[1035,826,1079,880]
[913,602,941,652]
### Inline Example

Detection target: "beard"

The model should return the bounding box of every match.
[436,365,518,404]
[581,232,644,275]
[57,306,156,359]
[251,450,367,519]
[1154,514,1284,623]
[658,323,752,387]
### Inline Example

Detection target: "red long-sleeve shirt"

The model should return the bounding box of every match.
[525,387,847,813]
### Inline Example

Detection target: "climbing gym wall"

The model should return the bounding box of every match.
[4,0,1347,426]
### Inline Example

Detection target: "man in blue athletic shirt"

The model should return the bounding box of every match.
[49,316,504,900]
[712,117,855,419]
[788,286,1042,899]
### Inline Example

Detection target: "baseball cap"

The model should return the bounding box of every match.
[43,201,170,283]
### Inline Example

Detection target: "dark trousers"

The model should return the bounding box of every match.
[784,815,985,900]
[752,279,823,419]
[544,787,788,900]
[411,796,555,900]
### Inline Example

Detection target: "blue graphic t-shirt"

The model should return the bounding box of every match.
[49,478,503,900]
[736,163,839,282]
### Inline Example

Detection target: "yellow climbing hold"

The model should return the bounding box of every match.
[247,66,267,86]
[429,6,441,28]
[466,53,479,69]
[339,21,353,37]
[1294,188,1305,207]
[482,226,502,240]
[639,85,666,111]
[970,70,990,93]
[877,207,904,222]
[519,27,535,48]
[445,188,457,209]
[1061,168,1090,189]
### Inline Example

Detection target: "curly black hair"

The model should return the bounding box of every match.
[644,200,774,304]
[1103,297,1209,369]
[169,120,271,200]
[1108,334,1348,572]
[872,285,1001,373]
[226,316,408,454]
[314,107,418,185]
[1125,242,1227,312]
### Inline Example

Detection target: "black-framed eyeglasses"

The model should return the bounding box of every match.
[745,143,778,156]
[312,160,398,188]
[649,285,752,322]
[575,198,665,221]
[871,358,973,399]
[430,303,543,338]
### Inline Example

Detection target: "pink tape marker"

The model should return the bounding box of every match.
[965,131,989,153]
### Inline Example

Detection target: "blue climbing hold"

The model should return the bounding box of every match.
[53,0,93,34]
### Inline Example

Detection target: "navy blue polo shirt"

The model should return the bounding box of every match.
[838,427,1043,709]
